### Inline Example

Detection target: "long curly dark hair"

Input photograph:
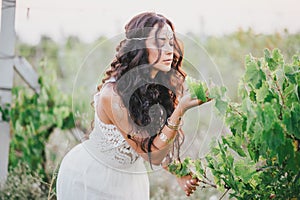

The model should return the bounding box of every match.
[98,12,186,164]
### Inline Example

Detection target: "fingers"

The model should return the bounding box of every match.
[186,180,196,191]
[206,97,213,102]
[190,178,200,186]
[184,184,193,196]
[197,99,202,105]
[184,178,199,196]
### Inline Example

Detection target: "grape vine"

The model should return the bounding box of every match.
[169,49,300,199]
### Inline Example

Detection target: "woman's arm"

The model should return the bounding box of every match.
[97,83,203,165]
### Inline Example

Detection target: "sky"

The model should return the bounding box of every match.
[1,0,300,44]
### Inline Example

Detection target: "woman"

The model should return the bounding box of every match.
[57,12,207,199]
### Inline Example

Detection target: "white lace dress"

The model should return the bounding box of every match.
[56,91,150,200]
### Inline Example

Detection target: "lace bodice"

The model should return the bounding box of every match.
[88,89,139,169]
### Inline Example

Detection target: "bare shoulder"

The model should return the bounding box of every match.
[98,83,119,101]
[97,83,132,134]
[97,83,124,114]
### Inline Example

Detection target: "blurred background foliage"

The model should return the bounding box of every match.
[1,28,299,199]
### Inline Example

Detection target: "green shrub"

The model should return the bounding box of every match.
[8,73,75,180]
[169,49,300,199]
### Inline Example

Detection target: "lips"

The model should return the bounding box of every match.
[163,59,173,62]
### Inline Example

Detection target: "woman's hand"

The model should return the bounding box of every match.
[176,174,199,197]
[178,86,211,114]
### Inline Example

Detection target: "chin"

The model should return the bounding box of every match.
[152,64,172,76]
[160,64,172,72]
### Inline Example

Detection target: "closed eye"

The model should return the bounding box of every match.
[157,38,174,47]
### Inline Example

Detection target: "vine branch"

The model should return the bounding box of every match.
[198,179,217,188]
[219,188,230,200]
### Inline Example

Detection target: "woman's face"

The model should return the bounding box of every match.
[145,24,174,78]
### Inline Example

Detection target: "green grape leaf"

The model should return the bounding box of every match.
[193,159,204,175]
[283,103,300,139]
[225,111,243,135]
[244,55,266,89]
[283,83,296,100]
[215,99,228,116]
[222,136,247,157]
[212,86,227,103]
[276,68,285,91]
[263,122,285,151]
[234,160,256,183]
[284,64,298,84]
[297,85,300,102]
[291,103,300,139]
[186,76,207,102]
[256,82,269,102]
[262,103,277,131]
[264,48,284,71]
[277,138,295,165]
[208,85,228,116]
[168,157,192,177]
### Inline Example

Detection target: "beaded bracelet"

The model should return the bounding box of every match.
[166,117,183,131]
